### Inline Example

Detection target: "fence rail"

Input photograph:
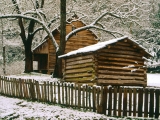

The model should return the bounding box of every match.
[0,76,159,119]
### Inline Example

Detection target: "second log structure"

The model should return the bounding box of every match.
[59,36,152,86]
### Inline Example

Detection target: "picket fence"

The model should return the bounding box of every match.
[0,76,159,119]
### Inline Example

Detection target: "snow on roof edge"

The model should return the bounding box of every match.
[59,36,128,58]
[59,36,152,58]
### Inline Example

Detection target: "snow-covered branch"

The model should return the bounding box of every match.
[0,14,59,51]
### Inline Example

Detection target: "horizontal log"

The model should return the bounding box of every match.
[97,79,146,85]
[66,59,93,66]
[66,62,94,70]
[98,70,145,76]
[65,77,95,82]
[115,41,132,46]
[98,66,144,72]
[66,54,94,63]
[109,45,137,51]
[98,53,142,60]
[65,67,95,74]
[98,61,144,67]
[64,73,93,79]
[98,74,144,80]
[98,49,143,57]
[98,57,144,64]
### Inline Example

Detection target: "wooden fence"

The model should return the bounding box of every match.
[0,76,159,119]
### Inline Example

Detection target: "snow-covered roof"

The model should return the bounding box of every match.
[59,36,152,58]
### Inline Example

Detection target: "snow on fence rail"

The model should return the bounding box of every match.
[0,76,159,119]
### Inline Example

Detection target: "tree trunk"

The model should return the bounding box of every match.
[24,42,33,73]
[53,0,66,78]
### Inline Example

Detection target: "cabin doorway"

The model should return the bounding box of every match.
[33,54,48,74]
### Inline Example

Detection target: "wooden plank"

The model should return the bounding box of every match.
[109,45,138,51]
[65,67,94,74]
[58,82,61,104]
[98,56,144,64]
[66,63,93,70]
[98,66,144,73]
[98,61,144,68]
[97,80,146,86]
[115,41,132,46]
[138,88,143,117]
[129,88,132,116]
[118,87,122,117]
[44,81,47,102]
[99,49,143,57]
[149,89,154,118]
[108,87,112,116]
[123,88,127,116]
[82,85,86,109]
[144,89,148,117]
[75,84,78,108]
[98,70,144,76]
[102,86,107,115]
[64,73,93,79]
[54,82,56,103]
[65,77,95,82]
[68,84,71,107]
[98,74,144,80]
[85,85,88,110]
[99,53,142,60]
[113,87,117,116]
[155,89,159,119]
[66,59,93,66]
[88,86,91,111]
[65,83,68,106]
[66,54,94,63]
[35,81,40,101]
[50,82,53,103]
[62,83,64,104]
[41,84,44,102]
[71,84,74,107]
[78,84,81,109]
[47,81,50,102]
[92,86,96,112]
[133,88,137,116]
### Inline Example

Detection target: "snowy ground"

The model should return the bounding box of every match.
[0,73,159,119]
[147,73,160,87]
[0,95,115,120]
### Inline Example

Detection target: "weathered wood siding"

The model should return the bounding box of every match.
[63,54,97,84]
[47,20,98,74]
[96,39,147,86]
[65,20,97,53]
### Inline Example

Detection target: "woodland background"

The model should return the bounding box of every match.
[0,0,160,75]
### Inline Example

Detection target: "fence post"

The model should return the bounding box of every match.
[29,80,35,101]
[155,89,159,118]
[101,86,107,115]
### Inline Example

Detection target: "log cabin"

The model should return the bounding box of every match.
[59,36,152,86]
[32,17,98,74]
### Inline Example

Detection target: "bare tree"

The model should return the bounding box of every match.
[0,0,155,77]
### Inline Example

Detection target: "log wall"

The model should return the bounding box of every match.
[63,54,97,84]
[47,20,97,74]
[96,40,147,86]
